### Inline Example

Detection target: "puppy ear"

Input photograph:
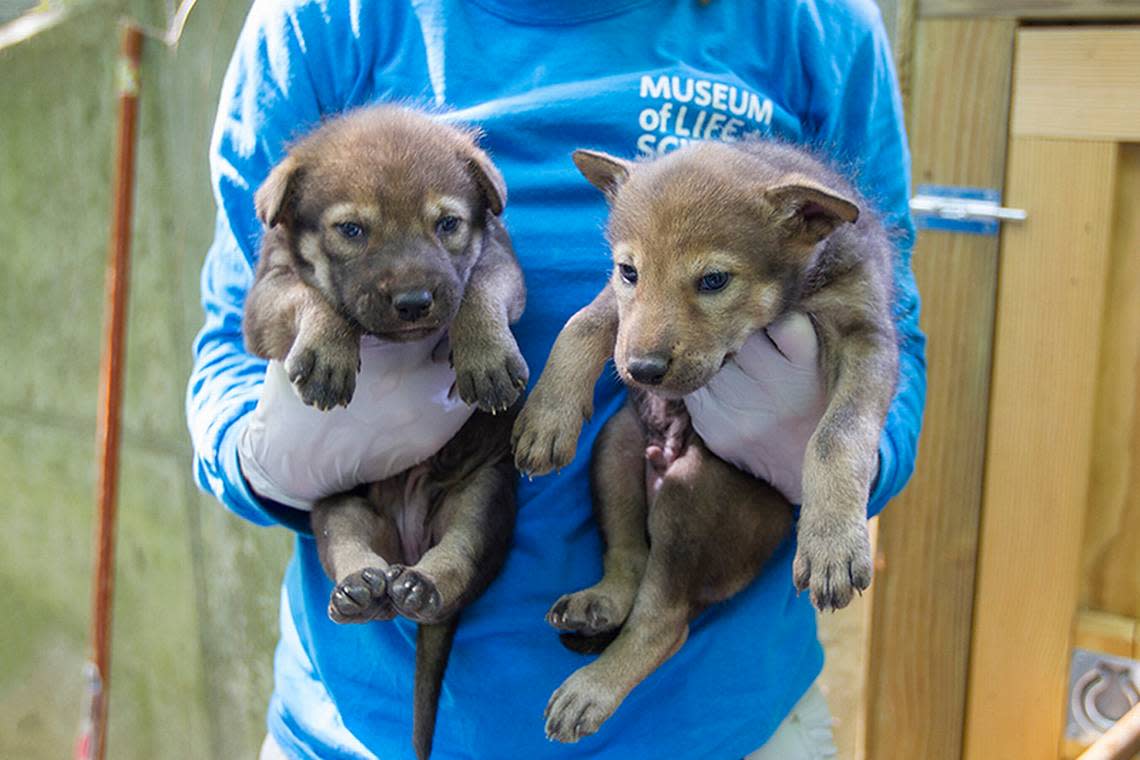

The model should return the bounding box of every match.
[765,176,860,245]
[465,148,507,216]
[572,149,633,201]
[255,156,301,228]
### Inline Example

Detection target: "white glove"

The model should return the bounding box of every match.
[237,333,474,510]
[684,312,827,504]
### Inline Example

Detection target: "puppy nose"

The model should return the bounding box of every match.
[392,290,433,322]
[627,354,671,385]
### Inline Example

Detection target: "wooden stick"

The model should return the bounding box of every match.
[77,21,143,760]
[1079,702,1140,760]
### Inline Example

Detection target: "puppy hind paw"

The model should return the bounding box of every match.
[385,565,444,623]
[547,590,625,636]
[544,670,618,743]
[329,568,394,623]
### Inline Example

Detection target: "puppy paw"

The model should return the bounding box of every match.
[511,394,586,476]
[329,568,394,623]
[792,515,872,611]
[547,590,627,636]
[385,565,444,623]
[452,335,529,413]
[285,342,359,410]
[544,668,620,743]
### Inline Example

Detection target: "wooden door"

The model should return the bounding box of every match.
[962,27,1140,760]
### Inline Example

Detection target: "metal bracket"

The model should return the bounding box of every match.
[1066,648,1140,745]
[910,184,1027,236]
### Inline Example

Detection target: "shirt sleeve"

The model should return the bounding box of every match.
[802,1,928,518]
[186,0,370,527]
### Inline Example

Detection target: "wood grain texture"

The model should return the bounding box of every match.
[1012,28,1140,143]
[920,0,1140,18]
[861,18,1015,760]
[1080,145,1140,622]
[1074,610,1138,659]
[963,138,1119,760]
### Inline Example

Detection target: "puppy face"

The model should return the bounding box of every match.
[256,107,506,341]
[574,143,857,396]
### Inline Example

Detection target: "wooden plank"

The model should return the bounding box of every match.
[1012,28,1140,143]
[963,138,1119,760]
[1074,609,1138,659]
[888,0,918,119]
[920,0,1140,18]
[1063,736,1090,760]
[1080,145,1140,622]
[861,18,1015,760]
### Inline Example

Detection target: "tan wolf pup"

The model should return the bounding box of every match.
[512,139,898,742]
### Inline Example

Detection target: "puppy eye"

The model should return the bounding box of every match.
[335,222,365,240]
[697,271,731,292]
[618,263,639,286]
[435,215,462,236]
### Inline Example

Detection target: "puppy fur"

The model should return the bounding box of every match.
[512,139,897,742]
[244,105,528,413]
[243,105,526,760]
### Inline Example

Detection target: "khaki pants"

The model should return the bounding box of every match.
[744,684,837,759]
[259,683,836,759]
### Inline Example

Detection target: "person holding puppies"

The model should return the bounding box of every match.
[187,1,926,758]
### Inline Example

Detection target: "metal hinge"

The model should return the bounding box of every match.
[910,184,1027,236]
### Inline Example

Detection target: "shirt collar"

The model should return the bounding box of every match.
[466,0,656,26]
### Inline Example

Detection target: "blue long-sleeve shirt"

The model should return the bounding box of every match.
[186,1,926,758]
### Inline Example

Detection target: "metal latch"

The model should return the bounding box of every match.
[910,184,1027,236]
[1065,648,1140,745]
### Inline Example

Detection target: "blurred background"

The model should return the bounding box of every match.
[2,1,1137,759]
[1,2,289,758]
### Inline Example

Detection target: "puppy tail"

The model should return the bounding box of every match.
[413,618,459,760]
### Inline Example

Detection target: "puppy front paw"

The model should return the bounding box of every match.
[284,340,359,410]
[792,514,872,612]
[511,393,586,476]
[329,568,395,623]
[452,335,529,413]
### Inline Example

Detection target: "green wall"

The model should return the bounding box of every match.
[0,3,290,758]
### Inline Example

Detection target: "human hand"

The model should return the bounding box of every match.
[237,333,474,509]
[683,312,827,504]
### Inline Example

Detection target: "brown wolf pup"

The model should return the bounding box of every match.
[512,139,898,742]
[243,106,526,760]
